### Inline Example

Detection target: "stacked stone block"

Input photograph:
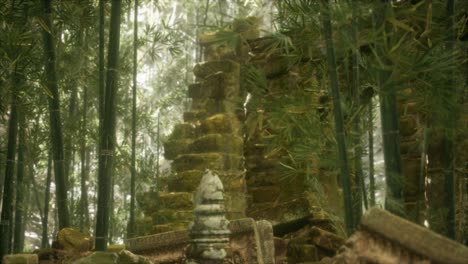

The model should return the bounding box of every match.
[148,60,246,235]
[132,19,264,236]
[398,89,425,223]
[243,42,342,226]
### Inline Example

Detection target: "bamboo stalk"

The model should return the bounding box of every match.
[95,0,122,251]
[320,0,355,234]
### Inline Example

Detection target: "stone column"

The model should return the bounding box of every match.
[186,170,230,264]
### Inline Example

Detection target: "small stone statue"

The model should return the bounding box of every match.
[186,170,230,264]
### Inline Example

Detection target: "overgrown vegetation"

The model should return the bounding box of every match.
[0,0,466,257]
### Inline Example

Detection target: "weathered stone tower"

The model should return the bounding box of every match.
[133,19,262,236]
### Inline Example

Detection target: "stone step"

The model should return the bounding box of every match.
[173,153,243,172]
[398,101,418,115]
[193,60,239,79]
[400,140,420,156]
[135,216,153,236]
[169,170,245,193]
[399,115,418,137]
[170,123,197,139]
[183,111,208,123]
[189,72,239,100]
[158,192,193,210]
[152,222,190,234]
[168,170,204,192]
[310,227,345,253]
[151,209,193,225]
[189,134,243,155]
[3,254,38,264]
[163,138,193,160]
[287,244,319,263]
[401,157,422,195]
[200,113,241,134]
[249,186,281,203]
[247,198,312,226]
[246,171,280,186]
[136,191,158,215]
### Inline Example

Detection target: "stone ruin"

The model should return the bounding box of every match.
[332,208,468,264]
[136,15,335,239]
[3,170,468,264]
[126,170,275,264]
[126,171,468,264]
[131,16,347,263]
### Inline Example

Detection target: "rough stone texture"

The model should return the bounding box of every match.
[136,191,159,215]
[189,134,243,155]
[397,89,425,223]
[287,244,319,263]
[125,218,275,264]
[152,222,190,234]
[243,40,341,231]
[247,197,314,226]
[152,210,193,225]
[71,252,118,264]
[310,227,344,254]
[107,244,126,253]
[168,170,204,192]
[158,192,193,210]
[332,208,468,264]
[193,61,239,80]
[117,250,152,264]
[3,254,38,264]
[56,228,92,252]
[163,139,193,160]
[155,56,247,234]
[200,114,242,135]
[134,217,154,237]
[187,170,230,261]
[256,220,275,264]
[173,153,243,172]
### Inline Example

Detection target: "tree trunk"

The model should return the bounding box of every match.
[13,110,26,253]
[373,0,405,216]
[79,84,90,233]
[351,1,365,224]
[41,0,70,229]
[95,0,122,251]
[442,0,456,239]
[99,0,105,129]
[64,85,76,205]
[320,0,354,234]
[368,102,376,207]
[41,150,52,248]
[128,0,138,239]
[0,74,19,260]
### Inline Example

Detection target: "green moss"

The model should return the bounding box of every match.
[193,60,239,79]
[158,192,193,210]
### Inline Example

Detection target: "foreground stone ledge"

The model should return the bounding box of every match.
[125,218,275,264]
[333,208,468,264]
[3,254,38,264]
[360,208,468,264]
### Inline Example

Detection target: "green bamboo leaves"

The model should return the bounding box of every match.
[320,0,355,234]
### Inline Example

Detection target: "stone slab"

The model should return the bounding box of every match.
[247,197,313,226]
[158,192,193,210]
[173,153,243,172]
[193,60,239,79]
[200,114,241,135]
[125,218,275,264]
[3,254,38,264]
[189,134,243,155]
[358,208,468,264]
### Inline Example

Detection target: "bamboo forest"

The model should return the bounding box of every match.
[0,0,467,263]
